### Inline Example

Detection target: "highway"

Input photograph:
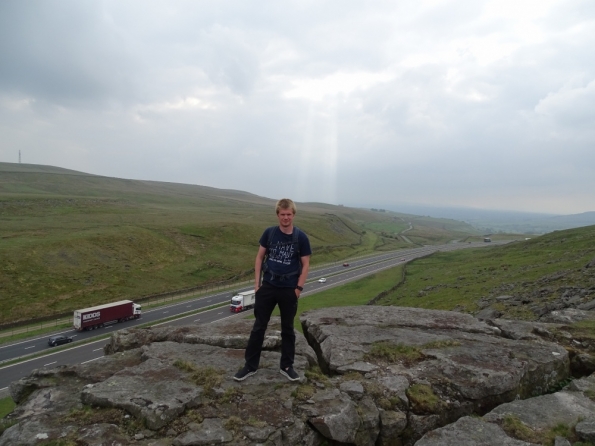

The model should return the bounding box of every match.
[0,241,503,395]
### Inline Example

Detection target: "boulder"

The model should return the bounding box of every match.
[540,308,595,324]
[487,318,559,341]
[578,300,595,311]
[475,307,502,320]
[415,416,536,445]
[483,390,595,430]
[575,419,595,442]
[172,419,233,445]
[416,378,595,445]
[105,317,318,367]
[301,306,570,442]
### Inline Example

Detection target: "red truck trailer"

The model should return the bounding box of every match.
[73,300,142,331]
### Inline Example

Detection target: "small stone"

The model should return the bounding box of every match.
[496,295,513,301]
[575,420,595,442]
[554,435,571,446]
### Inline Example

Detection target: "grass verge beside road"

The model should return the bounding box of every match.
[0,392,15,434]
[0,322,73,346]
[376,225,595,320]
[269,265,406,332]
[0,396,14,418]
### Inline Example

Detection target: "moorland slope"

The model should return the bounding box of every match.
[0,162,479,325]
[379,224,595,325]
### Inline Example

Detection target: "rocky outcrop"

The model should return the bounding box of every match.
[301,306,573,443]
[2,307,595,445]
[417,374,595,445]
[479,281,595,320]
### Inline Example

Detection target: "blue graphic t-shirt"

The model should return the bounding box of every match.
[259,226,312,288]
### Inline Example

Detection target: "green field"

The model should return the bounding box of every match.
[0,396,15,431]
[0,162,479,325]
[267,265,406,332]
[377,225,595,320]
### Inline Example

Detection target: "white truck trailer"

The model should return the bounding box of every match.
[230,291,256,313]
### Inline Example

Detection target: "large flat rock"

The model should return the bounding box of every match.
[104,316,318,366]
[301,306,570,441]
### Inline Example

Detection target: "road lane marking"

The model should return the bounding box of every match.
[0,337,120,376]
[81,357,102,365]
[24,346,35,350]
[93,348,103,352]
[44,361,57,367]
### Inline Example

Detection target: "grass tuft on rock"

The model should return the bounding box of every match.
[218,387,243,404]
[363,339,461,366]
[304,365,330,385]
[500,414,541,443]
[406,384,446,414]
[63,406,124,426]
[173,359,223,396]
[223,415,243,434]
[365,341,424,365]
[291,384,316,401]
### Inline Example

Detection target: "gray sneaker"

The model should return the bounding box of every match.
[234,365,257,381]
[279,367,300,382]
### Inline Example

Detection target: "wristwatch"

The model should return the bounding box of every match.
[295,285,303,291]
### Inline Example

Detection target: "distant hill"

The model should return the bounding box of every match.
[548,211,595,227]
[377,203,595,234]
[0,162,480,324]
[0,163,98,176]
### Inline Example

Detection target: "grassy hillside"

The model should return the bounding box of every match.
[378,225,595,320]
[0,162,478,325]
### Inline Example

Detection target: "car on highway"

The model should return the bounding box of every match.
[48,335,73,347]
[318,278,327,283]
[343,263,350,267]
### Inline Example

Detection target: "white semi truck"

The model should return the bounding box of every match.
[230,290,256,313]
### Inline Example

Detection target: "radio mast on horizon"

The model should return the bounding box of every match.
[19,150,21,163]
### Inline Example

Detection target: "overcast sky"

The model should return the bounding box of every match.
[1,1,594,215]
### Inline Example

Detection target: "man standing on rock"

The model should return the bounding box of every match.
[234,198,311,382]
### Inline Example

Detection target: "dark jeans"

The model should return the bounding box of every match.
[244,281,298,371]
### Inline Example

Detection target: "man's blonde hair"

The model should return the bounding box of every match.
[276,198,297,215]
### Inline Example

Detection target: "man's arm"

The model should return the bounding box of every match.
[254,245,267,291]
[295,255,310,298]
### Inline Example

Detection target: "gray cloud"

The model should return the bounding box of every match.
[1,0,594,215]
